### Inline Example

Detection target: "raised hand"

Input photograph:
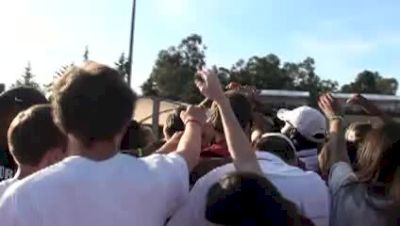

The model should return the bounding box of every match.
[195,69,225,103]
[318,93,343,119]
[180,106,207,127]
[346,94,370,107]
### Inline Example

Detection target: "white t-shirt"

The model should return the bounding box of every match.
[0,153,189,226]
[0,177,17,199]
[168,151,330,226]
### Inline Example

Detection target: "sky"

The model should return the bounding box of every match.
[0,0,400,94]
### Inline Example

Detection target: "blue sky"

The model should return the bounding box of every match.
[1,0,400,94]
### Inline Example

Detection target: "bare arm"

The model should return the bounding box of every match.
[196,70,262,174]
[347,94,391,123]
[175,106,206,171]
[319,94,349,172]
[156,132,183,154]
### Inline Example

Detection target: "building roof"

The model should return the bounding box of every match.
[259,90,309,97]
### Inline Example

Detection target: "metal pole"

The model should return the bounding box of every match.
[127,0,136,86]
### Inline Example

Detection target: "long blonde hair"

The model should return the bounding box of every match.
[356,123,400,202]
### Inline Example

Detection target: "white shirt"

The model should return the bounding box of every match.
[0,177,17,198]
[0,153,189,226]
[168,151,330,226]
[297,148,320,173]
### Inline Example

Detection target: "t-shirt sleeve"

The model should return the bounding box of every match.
[142,153,190,217]
[328,161,356,195]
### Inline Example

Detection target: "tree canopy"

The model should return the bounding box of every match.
[12,62,40,90]
[142,34,397,104]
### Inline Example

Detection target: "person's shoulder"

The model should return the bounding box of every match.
[0,178,16,197]
[140,153,187,168]
[192,162,235,191]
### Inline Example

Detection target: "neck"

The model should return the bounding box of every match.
[67,135,119,161]
[15,165,39,180]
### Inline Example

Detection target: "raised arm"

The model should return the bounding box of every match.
[195,70,262,174]
[318,93,349,171]
[175,106,206,171]
[347,94,391,123]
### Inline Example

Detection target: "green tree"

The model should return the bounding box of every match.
[141,77,158,96]
[142,34,206,103]
[341,70,398,95]
[230,54,292,90]
[12,62,40,89]
[115,52,129,81]
[283,57,338,105]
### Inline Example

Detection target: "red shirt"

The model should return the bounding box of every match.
[200,141,230,158]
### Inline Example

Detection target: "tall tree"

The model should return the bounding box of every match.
[115,52,129,81]
[12,62,40,89]
[142,34,206,103]
[341,70,398,95]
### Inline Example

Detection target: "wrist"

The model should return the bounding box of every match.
[328,115,344,122]
[184,119,203,128]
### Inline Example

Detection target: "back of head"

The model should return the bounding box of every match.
[357,122,400,201]
[7,104,66,166]
[206,172,306,226]
[210,91,252,134]
[254,133,297,164]
[0,87,48,149]
[120,120,143,150]
[163,106,186,139]
[52,61,136,146]
[0,87,47,113]
[345,122,373,166]
[346,122,372,143]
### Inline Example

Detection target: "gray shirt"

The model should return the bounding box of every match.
[329,162,400,226]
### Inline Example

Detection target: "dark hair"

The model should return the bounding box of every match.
[206,172,314,226]
[0,87,47,112]
[210,91,252,134]
[283,128,318,151]
[164,106,186,139]
[254,134,296,164]
[52,61,136,147]
[7,104,66,166]
[356,123,400,202]
[0,87,48,151]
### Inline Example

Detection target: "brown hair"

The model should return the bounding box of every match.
[346,122,373,143]
[210,91,252,134]
[8,104,66,166]
[163,107,186,139]
[52,61,136,147]
[356,123,400,201]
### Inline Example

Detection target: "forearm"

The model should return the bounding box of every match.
[156,140,177,154]
[176,123,202,171]
[327,120,349,167]
[362,102,391,122]
[216,97,262,174]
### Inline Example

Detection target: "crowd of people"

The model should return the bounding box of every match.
[0,61,399,226]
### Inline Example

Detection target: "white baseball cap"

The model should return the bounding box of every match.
[277,106,327,143]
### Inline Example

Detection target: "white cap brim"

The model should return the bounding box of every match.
[277,108,289,121]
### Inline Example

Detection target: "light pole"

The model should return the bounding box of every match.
[127,0,136,86]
